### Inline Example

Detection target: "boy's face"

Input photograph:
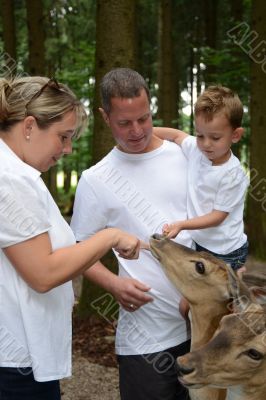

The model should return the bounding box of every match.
[195,113,243,165]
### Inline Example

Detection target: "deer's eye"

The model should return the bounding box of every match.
[195,261,205,274]
[245,348,263,360]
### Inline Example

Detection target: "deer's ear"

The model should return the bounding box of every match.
[227,267,255,312]
[249,287,266,305]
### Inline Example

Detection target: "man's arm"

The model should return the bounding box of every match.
[153,127,188,145]
[84,260,154,312]
[163,210,228,238]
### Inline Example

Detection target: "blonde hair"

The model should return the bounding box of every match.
[0,76,87,137]
[194,85,243,129]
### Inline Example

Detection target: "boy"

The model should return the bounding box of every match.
[155,85,249,271]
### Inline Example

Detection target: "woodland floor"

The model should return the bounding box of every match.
[61,314,119,400]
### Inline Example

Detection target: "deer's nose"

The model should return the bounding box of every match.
[177,364,195,376]
[151,233,165,240]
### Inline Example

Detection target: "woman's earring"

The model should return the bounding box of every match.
[26,135,30,140]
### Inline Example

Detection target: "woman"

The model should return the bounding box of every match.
[0,76,140,400]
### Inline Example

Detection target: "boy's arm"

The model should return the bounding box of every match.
[163,210,228,238]
[153,127,188,145]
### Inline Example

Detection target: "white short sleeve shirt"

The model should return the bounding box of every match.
[71,141,192,355]
[0,139,75,382]
[181,136,249,253]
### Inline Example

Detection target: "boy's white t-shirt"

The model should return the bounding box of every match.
[0,139,75,382]
[181,135,249,254]
[71,141,192,355]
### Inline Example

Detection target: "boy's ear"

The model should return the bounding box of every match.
[99,107,110,126]
[232,127,244,143]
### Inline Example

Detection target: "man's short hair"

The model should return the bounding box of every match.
[194,85,243,129]
[100,68,150,114]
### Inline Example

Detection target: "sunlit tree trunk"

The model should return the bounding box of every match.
[157,0,179,127]
[78,0,137,318]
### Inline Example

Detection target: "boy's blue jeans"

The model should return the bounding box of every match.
[195,241,248,271]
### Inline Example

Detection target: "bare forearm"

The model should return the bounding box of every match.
[48,231,120,286]
[153,127,188,145]
[181,210,228,230]
[5,228,139,293]
[83,261,118,293]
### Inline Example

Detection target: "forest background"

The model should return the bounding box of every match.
[1,0,266,318]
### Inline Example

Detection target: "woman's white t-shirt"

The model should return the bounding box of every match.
[0,139,75,382]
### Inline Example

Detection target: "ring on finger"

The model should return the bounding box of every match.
[129,303,135,309]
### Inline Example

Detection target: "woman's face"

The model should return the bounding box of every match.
[25,110,77,172]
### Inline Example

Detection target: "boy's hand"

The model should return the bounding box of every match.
[162,222,183,238]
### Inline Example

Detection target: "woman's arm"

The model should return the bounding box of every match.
[4,228,140,293]
[153,127,188,145]
[163,210,228,238]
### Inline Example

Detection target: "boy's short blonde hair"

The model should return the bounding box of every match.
[194,86,243,129]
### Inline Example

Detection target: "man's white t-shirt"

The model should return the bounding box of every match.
[0,139,75,382]
[181,136,249,254]
[71,141,192,355]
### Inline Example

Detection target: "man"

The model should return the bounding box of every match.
[71,68,191,400]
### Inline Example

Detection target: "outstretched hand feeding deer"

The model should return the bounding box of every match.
[149,234,266,400]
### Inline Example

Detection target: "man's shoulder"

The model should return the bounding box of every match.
[82,152,113,175]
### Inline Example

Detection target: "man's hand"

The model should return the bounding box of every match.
[110,276,154,312]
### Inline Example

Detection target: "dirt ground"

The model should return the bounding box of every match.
[61,315,119,400]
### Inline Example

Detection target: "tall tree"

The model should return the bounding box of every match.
[26,0,57,196]
[203,0,218,85]
[25,0,46,75]
[247,0,266,259]
[157,0,179,127]
[77,0,137,318]
[92,0,137,162]
[1,0,16,73]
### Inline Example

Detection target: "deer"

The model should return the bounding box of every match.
[176,274,266,400]
[149,234,265,400]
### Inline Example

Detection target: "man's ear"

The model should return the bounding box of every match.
[232,127,244,144]
[99,107,110,126]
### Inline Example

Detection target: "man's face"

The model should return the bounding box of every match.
[101,89,154,154]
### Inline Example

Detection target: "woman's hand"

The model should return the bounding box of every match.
[113,230,141,259]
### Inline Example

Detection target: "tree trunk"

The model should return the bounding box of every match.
[189,47,194,135]
[229,0,244,160]
[26,0,53,190]
[92,0,137,162]
[25,0,46,75]
[157,0,179,127]
[64,169,72,194]
[77,0,137,319]
[247,0,266,259]
[203,0,218,85]
[1,0,16,75]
